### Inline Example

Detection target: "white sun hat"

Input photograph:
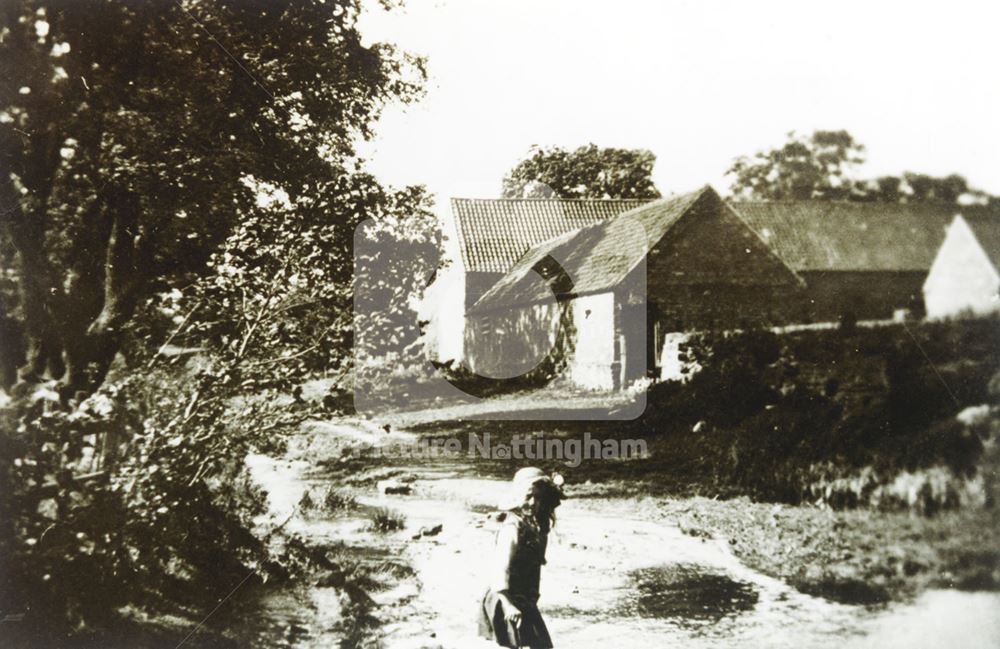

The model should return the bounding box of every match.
[497,467,565,511]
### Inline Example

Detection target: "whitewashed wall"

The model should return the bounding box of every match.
[418,208,466,363]
[566,292,616,390]
[420,261,465,362]
[924,216,1000,319]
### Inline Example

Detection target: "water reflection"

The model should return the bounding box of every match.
[618,563,759,624]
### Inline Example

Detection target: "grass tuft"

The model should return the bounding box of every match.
[321,486,357,513]
[368,507,406,534]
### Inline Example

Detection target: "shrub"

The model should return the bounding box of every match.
[0,365,310,644]
[632,318,1000,511]
[322,486,357,513]
[298,490,317,512]
[367,507,405,534]
[639,329,781,433]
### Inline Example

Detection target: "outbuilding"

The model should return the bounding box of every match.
[923,214,1000,318]
[734,201,975,322]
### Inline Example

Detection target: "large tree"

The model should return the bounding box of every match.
[0,0,425,397]
[0,2,440,639]
[502,143,661,199]
[726,130,866,201]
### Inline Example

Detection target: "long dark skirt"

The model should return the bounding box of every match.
[478,589,553,649]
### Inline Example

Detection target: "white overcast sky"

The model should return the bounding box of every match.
[357,0,1000,204]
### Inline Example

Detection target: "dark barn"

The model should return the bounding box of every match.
[732,201,1000,322]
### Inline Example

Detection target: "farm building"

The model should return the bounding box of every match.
[424,197,652,362]
[466,186,804,390]
[452,197,651,308]
[426,191,1000,369]
[924,214,1000,318]
[733,201,994,322]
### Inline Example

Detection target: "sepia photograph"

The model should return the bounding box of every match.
[1,1,999,647]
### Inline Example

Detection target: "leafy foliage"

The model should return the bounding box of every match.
[634,319,999,507]
[353,188,442,392]
[0,1,441,643]
[0,164,441,645]
[727,130,998,205]
[321,487,358,513]
[502,143,661,199]
[727,130,867,201]
[0,370,291,643]
[0,0,426,395]
[367,507,406,534]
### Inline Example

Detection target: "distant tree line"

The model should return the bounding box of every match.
[726,129,998,206]
[503,131,997,207]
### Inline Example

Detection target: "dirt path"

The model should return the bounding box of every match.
[245,421,1000,649]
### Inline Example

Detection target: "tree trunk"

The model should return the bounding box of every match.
[60,198,149,397]
[0,165,67,386]
[61,319,124,399]
[2,164,149,398]
[19,328,65,384]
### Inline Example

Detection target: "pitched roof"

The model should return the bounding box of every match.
[963,214,1000,270]
[451,197,652,273]
[473,186,782,312]
[732,201,1000,272]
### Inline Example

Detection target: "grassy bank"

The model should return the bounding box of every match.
[657,496,1000,605]
[399,319,1000,512]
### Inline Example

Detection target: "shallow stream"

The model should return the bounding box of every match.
[233,434,1000,649]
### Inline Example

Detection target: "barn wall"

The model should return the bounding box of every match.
[801,271,927,322]
[458,271,511,365]
[643,194,806,331]
[420,261,466,363]
[924,219,1000,319]
[649,284,804,331]
[464,301,563,380]
[465,292,618,391]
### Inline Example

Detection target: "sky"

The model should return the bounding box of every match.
[356,0,1000,207]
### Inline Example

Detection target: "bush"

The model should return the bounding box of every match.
[0,365,309,644]
[367,507,405,534]
[322,486,357,513]
[631,318,1000,510]
[639,329,782,434]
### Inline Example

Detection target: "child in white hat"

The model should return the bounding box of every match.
[478,467,564,649]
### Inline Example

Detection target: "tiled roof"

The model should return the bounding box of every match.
[472,186,738,312]
[732,201,1000,272]
[964,214,1000,270]
[451,197,652,273]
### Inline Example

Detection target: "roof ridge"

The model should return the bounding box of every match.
[960,212,1000,220]
[450,197,653,203]
[605,184,713,218]
[730,198,974,208]
[471,184,794,313]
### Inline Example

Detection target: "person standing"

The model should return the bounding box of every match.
[479,467,564,649]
